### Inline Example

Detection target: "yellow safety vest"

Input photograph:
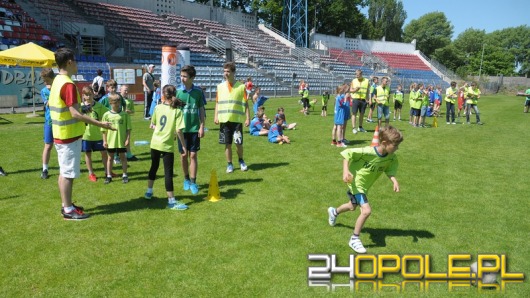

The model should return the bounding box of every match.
[376,85,390,106]
[49,74,85,140]
[217,81,246,123]
[351,78,369,100]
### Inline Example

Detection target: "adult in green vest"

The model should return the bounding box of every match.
[445,81,458,124]
[375,77,391,128]
[49,47,114,220]
[214,62,251,173]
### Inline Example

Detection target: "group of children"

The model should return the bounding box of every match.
[249,105,295,144]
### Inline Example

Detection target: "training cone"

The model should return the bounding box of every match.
[204,169,223,202]
[370,126,380,147]
[432,116,438,128]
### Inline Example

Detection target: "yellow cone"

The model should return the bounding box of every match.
[432,116,438,128]
[204,169,223,202]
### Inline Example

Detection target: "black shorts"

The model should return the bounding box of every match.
[219,122,243,145]
[178,132,201,153]
[394,101,403,109]
[351,99,367,114]
[322,105,327,111]
[107,147,127,153]
[411,108,421,116]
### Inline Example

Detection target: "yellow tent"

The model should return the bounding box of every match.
[0,42,56,114]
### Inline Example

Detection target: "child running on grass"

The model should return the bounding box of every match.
[144,85,188,210]
[327,126,403,253]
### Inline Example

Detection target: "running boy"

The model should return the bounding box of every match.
[144,85,188,210]
[81,86,110,182]
[327,126,403,253]
[177,65,205,195]
[101,94,131,184]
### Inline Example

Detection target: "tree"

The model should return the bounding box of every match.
[402,12,453,57]
[488,25,530,76]
[366,0,406,42]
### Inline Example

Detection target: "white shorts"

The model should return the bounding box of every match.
[55,138,82,179]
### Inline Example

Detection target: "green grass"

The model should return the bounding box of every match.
[0,95,528,297]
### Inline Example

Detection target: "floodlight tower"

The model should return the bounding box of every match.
[281,0,308,47]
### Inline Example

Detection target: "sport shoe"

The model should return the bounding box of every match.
[451,122,456,125]
[190,183,199,195]
[122,176,129,183]
[226,163,234,173]
[104,176,112,184]
[168,201,189,210]
[239,161,248,171]
[183,179,191,191]
[127,155,139,161]
[63,206,90,220]
[331,141,337,146]
[477,122,483,125]
[61,203,84,215]
[0,167,6,176]
[41,169,49,179]
[336,142,347,148]
[359,127,366,133]
[88,173,97,182]
[352,128,358,134]
[446,122,450,125]
[327,207,337,226]
[144,192,153,200]
[342,139,349,144]
[349,237,367,253]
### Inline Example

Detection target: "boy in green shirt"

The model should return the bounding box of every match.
[327,126,403,253]
[81,86,110,182]
[101,94,132,184]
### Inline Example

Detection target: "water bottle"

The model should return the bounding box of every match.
[134,140,150,146]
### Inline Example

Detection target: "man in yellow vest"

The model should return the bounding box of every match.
[49,48,114,220]
[214,62,250,173]
[350,69,369,134]
[375,77,390,128]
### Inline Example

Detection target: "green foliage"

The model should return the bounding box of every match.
[366,0,406,41]
[0,96,529,296]
[403,12,453,57]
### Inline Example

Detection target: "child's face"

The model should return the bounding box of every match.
[107,85,117,94]
[109,100,120,111]
[82,92,93,103]
[180,72,194,86]
[120,86,128,96]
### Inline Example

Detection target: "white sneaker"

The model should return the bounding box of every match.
[327,207,337,226]
[349,237,367,253]
[352,128,358,134]
[446,122,450,124]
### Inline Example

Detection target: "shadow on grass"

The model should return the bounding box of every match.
[88,197,166,215]
[247,162,289,171]
[0,194,21,201]
[335,224,435,248]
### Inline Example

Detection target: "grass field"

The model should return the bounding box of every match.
[0,94,528,297]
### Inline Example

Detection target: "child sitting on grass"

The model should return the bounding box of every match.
[268,114,290,144]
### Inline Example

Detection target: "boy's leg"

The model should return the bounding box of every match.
[85,151,93,174]
[106,152,114,176]
[119,152,127,174]
[100,150,108,174]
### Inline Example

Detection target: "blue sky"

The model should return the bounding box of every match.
[362,0,529,39]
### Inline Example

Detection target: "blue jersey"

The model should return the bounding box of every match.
[334,94,349,125]
[41,87,51,125]
[249,116,264,135]
[253,95,268,115]
[268,123,283,142]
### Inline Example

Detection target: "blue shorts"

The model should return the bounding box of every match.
[412,108,421,117]
[347,191,368,205]
[82,140,105,152]
[178,132,201,153]
[250,131,261,136]
[525,99,530,107]
[43,123,53,144]
[420,106,428,117]
[377,105,390,119]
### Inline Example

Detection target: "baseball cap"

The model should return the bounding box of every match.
[148,64,155,68]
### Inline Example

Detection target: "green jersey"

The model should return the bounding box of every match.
[526,88,530,99]
[125,98,135,113]
[101,110,131,149]
[421,90,430,107]
[410,90,422,109]
[177,85,204,133]
[341,146,398,195]
[393,90,404,103]
[83,101,109,141]
[150,103,185,152]
[321,93,330,106]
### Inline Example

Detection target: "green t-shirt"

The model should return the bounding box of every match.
[393,90,404,103]
[177,86,204,133]
[99,93,127,111]
[125,98,135,113]
[83,101,109,141]
[101,110,131,149]
[150,103,185,152]
[421,90,430,107]
[341,146,398,195]
[321,94,330,106]
[524,88,530,99]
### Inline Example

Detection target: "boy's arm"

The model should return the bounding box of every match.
[198,106,205,138]
[244,100,250,127]
[176,129,187,156]
[102,131,108,148]
[124,129,131,147]
[343,159,353,183]
[389,176,399,192]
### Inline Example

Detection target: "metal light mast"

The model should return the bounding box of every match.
[281,0,308,47]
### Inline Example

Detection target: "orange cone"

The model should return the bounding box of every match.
[370,126,380,147]
[204,169,223,202]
